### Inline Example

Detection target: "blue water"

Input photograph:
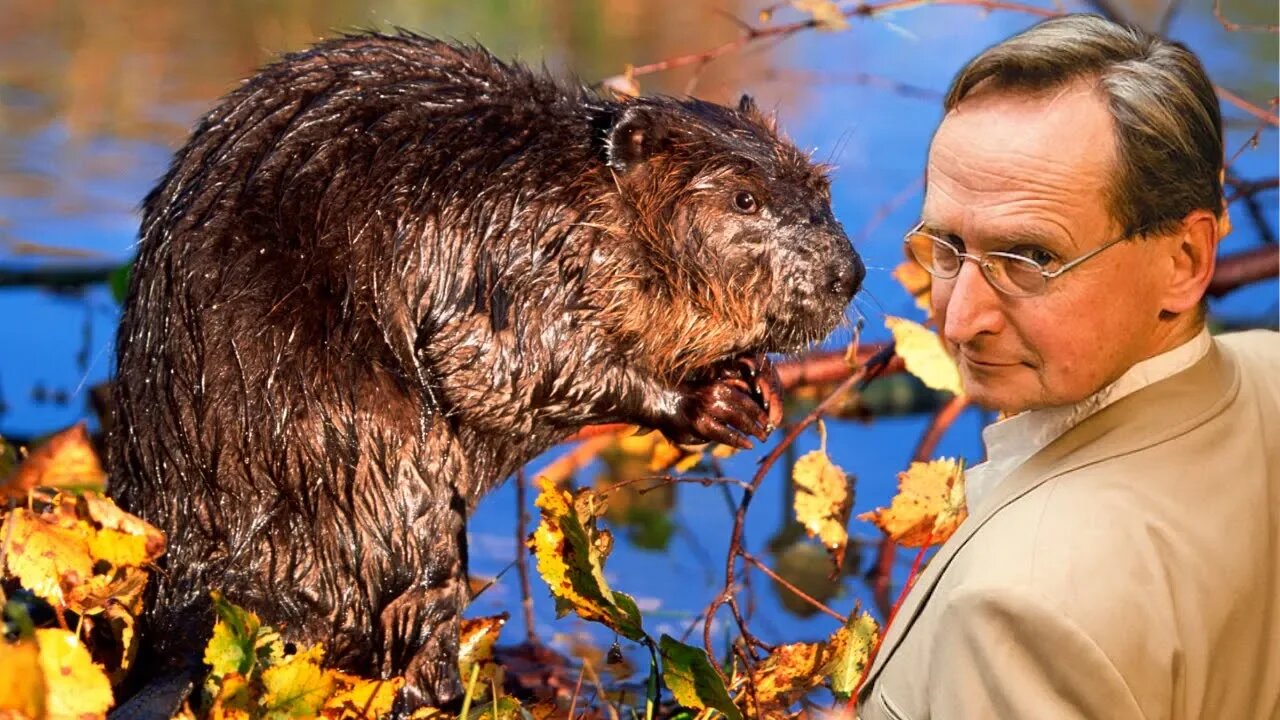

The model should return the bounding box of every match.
[1,0,1275,665]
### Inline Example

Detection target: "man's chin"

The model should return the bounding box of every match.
[958,379,1035,416]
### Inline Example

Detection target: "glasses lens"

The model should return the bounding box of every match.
[907,232,961,278]
[987,254,1046,297]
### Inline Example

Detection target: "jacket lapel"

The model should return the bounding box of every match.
[858,342,1238,700]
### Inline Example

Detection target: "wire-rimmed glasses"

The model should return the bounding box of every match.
[903,222,1133,297]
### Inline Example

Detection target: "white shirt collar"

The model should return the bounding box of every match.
[965,327,1213,513]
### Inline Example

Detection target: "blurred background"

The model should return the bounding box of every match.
[1,0,1275,684]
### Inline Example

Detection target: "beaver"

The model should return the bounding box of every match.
[108,31,863,712]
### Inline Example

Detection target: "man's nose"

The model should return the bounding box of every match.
[938,259,1005,345]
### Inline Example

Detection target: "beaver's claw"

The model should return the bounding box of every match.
[657,353,784,450]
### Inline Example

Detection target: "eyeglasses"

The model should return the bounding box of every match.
[903,222,1133,297]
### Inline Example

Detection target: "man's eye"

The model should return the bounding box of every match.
[1011,246,1057,268]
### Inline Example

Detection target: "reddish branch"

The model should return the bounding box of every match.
[868,395,970,617]
[1213,0,1280,32]
[701,345,898,681]
[1208,246,1279,297]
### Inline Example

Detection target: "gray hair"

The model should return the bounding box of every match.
[944,14,1223,237]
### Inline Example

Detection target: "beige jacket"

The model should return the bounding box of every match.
[857,331,1280,720]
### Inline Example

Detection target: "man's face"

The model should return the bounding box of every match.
[924,83,1175,414]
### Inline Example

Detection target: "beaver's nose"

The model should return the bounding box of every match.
[828,253,865,302]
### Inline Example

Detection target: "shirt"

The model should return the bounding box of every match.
[964,327,1213,513]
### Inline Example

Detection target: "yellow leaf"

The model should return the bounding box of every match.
[36,628,114,719]
[208,673,253,720]
[822,611,880,699]
[80,493,166,563]
[527,476,645,641]
[892,260,933,315]
[324,674,402,719]
[750,641,825,712]
[0,636,45,719]
[261,654,333,720]
[792,449,853,552]
[601,65,641,98]
[859,458,967,547]
[885,316,963,396]
[87,527,149,569]
[2,423,105,497]
[790,0,850,30]
[1,508,94,607]
[458,614,507,700]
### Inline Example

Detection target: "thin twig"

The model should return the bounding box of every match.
[741,550,847,622]
[514,469,538,645]
[1213,0,1280,32]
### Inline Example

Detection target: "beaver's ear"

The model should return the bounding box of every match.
[738,94,758,115]
[606,106,671,173]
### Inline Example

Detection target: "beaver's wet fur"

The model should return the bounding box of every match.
[108,32,863,712]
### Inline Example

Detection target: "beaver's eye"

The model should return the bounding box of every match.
[732,191,759,214]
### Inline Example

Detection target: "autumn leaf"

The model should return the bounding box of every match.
[208,673,253,720]
[36,628,114,719]
[859,458,967,547]
[791,0,850,31]
[0,635,45,719]
[261,651,334,720]
[658,635,742,720]
[601,64,641,99]
[528,475,645,641]
[80,492,166,562]
[1,423,105,499]
[749,641,825,714]
[1,508,94,607]
[822,611,880,699]
[458,614,507,700]
[893,260,933,315]
[204,591,283,684]
[323,674,402,719]
[792,440,854,558]
[885,316,964,396]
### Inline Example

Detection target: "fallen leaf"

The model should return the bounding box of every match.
[822,611,880,699]
[261,652,333,720]
[458,614,507,699]
[36,628,114,719]
[658,635,742,720]
[1,423,105,498]
[885,316,963,396]
[323,674,402,719]
[208,672,253,720]
[859,458,967,547]
[1,508,94,607]
[0,636,45,719]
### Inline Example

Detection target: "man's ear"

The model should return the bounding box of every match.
[1161,208,1219,315]
[606,106,670,173]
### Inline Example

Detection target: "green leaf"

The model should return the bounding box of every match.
[659,635,742,720]
[822,611,880,700]
[204,591,282,680]
[529,478,646,642]
[108,261,133,304]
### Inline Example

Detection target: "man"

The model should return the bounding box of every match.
[857,14,1279,720]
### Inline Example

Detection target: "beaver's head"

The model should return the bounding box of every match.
[595,94,864,381]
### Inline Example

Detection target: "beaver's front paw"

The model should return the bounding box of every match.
[655,353,784,449]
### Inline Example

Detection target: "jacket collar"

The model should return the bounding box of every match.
[858,339,1240,701]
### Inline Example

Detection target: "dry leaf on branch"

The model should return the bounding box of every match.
[859,458,967,547]
[885,316,964,396]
